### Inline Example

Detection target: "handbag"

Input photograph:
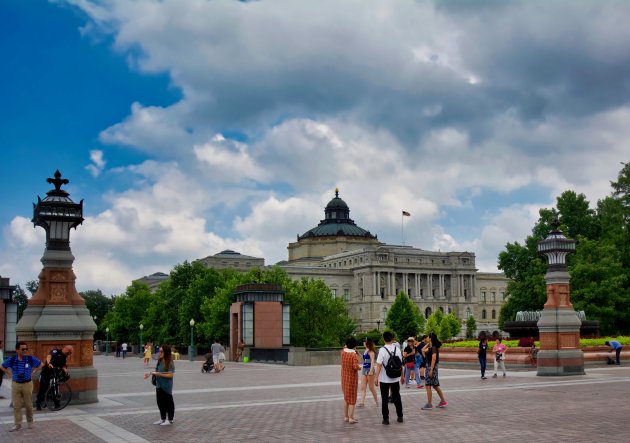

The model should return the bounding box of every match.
[151,362,159,386]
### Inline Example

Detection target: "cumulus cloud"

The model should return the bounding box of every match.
[85,149,107,177]
[2,0,629,294]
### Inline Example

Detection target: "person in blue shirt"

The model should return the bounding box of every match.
[605,340,623,365]
[1,341,44,432]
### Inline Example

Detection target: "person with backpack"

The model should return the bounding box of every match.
[421,332,448,410]
[1,341,44,432]
[374,330,404,425]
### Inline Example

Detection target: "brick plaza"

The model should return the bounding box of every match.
[1,355,628,442]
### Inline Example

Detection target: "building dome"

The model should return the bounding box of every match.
[298,189,376,240]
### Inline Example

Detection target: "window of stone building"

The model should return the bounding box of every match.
[425,307,432,318]
[482,309,487,319]
[466,307,472,318]
[343,288,349,301]
[380,288,385,298]
[243,303,254,346]
[448,307,452,314]
[492,309,496,319]
[500,292,505,301]
[439,306,444,313]
[331,288,337,297]
[282,305,290,345]
[492,292,496,302]
[420,288,423,297]
[482,291,486,303]
[464,289,467,299]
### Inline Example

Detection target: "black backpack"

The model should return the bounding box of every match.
[383,346,403,378]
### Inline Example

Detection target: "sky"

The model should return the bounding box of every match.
[1,0,629,296]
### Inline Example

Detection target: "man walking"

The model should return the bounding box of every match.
[122,342,128,359]
[36,345,73,410]
[374,331,404,425]
[1,341,44,432]
[605,340,623,365]
[211,339,225,372]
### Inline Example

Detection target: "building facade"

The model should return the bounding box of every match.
[280,191,508,335]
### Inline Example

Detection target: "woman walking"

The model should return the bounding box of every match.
[421,333,448,410]
[478,336,488,380]
[144,343,152,366]
[145,344,175,425]
[359,337,378,407]
[340,337,361,424]
[492,337,507,377]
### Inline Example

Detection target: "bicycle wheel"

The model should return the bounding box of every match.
[45,382,72,411]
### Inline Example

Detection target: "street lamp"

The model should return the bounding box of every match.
[189,319,195,362]
[139,324,144,356]
[105,327,110,356]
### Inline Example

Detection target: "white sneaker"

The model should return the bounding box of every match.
[153,420,164,425]
[160,421,172,426]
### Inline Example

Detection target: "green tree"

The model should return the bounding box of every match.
[384,291,424,341]
[80,289,114,339]
[13,285,29,320]
[101,282,153,345]
[424,313,440,336]
[438,317,453,341]
[466,316,477,339]
[446,313,461,338]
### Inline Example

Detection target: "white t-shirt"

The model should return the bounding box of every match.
[122,343,128,351]
[376,343,402,384]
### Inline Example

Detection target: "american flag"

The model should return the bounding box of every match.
[402,210,410,216]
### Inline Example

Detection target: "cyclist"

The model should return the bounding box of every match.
[36,345,73,411]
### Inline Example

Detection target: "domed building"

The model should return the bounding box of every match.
[287,189,379,265]
[281,189,508,335]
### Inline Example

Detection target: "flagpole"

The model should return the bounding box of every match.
[401,212,404,246]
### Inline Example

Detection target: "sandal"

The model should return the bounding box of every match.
[343,417,349,422]
[348,418,359,424]
[357,403,365,408]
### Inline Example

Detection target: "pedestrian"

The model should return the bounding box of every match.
[211,339,225,372]
[374,330,403,425]
[236,340,245,362]
[144,343,152,366]
[145,344,175,425]
[492,337,507,378]
[421,332,448,410]
[1,341,44,432]
[0,339,4,399]
[605,340,623,365]
[403,337,422,388]
[122,342,128,359]
[358,337,378,407]
[417,334,428,383]
[36,345,73,410]
[478,336,488,379]
[340,337,361,424]
[116,343,121,358]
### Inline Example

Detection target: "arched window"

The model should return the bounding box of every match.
[466,307,472,319]
[492,309,496,319]
[425,307,432,318]
[482,309,487,319]
[438,306,444,313]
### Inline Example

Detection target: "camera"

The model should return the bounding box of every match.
[495,352,503,362]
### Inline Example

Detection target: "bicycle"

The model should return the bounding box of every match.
[45,369,72,411]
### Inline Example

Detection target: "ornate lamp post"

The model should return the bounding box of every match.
[106,327,110,357]
[536,219,584,376]
[189,319,195,362]
[16,170,98,404]
[139,324,144,356]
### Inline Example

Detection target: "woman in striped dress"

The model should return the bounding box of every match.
[341,337,361,424]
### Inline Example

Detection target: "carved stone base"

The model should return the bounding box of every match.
[537,349,585,376]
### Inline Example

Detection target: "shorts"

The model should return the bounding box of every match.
[362,367,375,376]
[218,352,226,362]
[425,366,440,387]
[212,355,220,364]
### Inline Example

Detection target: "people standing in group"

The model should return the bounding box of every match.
[605,340,623,365]
[340,337,361,424]
[421,332,448,410]
[478,336,488,380]
[144,343,152,366]
[36,345,73,410]
[145,344,175,426]
[1,341,44,432]
[122,342,128,359]
[403,337,422,389]
[374,330,403,425]
[358,337,378,407]
[211,339,225,372]
[492,337,507,377]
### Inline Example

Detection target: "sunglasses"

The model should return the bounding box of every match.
[20,348,28,351]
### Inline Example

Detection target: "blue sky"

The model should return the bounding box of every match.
[1,0,628,295]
